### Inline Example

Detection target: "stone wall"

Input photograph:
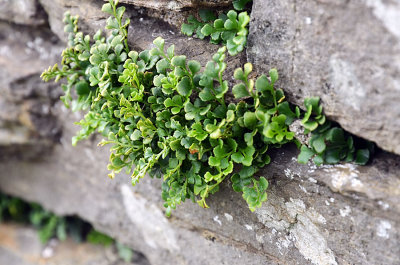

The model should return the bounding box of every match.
[248,0,400,155]
[0,0,399,264]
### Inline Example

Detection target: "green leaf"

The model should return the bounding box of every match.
[298,145,315,164]
[303,121,319,131]
[355,149,369,165]
[75,81,90,95]
[199,9,217,22]
[116,243,133,262]
[239,166,256,178]
[116,6,126,20]
[89,54,102,65]
[167,45,175,59]
[188,122,208,141]
[243,112,257,128]
[170,139,181,151]
[312,136,326,154]
[223,161,234,175]
[106,17,119,29]
[101,3,113,14]
[326,127,345,143]
[87,230,114,246]
[233,0,252,11]
[171,55,186,68]
[204,171,222,182]
[215,81,229,99]
[224,19,236,31]
[128,51,138,60]
[255,110,269,123]
[194,184,205,195]
[238,11,250,26]
[231,152,244,163]
[231,173,252,192]
[255,74,270,92]
[232,83,250,98]
[234,68,245,81]
[243,63,252,76]
[171,107,181,114]
[201,24,214,36]
[269,68,278,84]
[153,37,165,51]
[313,155,324,165]
[156,59,170,74]
[188,60,201,74]
[213,144,225,158]
[199,88,215,101]
[302,105,313,124]
[214,19,224,29]
[244,133,253,146]
[277,102,296,125]
[208,156,220,167]
[242,145,255,166]
[304,97,320,112]
[164,98,174,108]
[181,23,196,36]
[226,110,235,122]
[295,106,301,118]
[259,177,269,191]
[177,77,192,97]
[38,216,58,243]
[325,149,341,164]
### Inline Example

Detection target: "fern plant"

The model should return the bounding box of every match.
[42,0,370,216]
[297,98,372,166]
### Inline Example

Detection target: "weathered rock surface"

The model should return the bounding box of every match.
[0,21,63,159]
[0,0,400,265]
[247,0,400,155]
[0,0,46,26]
[38,0,108,41]
[118,0,231,10]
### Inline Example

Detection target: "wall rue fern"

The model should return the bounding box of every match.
[41,0,370,216]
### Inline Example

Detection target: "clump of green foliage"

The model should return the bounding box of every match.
[41,0,288,215]
[41,0,370,216]
[0,192,90,243]
[181,7,250,55]
[0,192,134,262]
[297,97,372,166]
[0,193,70,243]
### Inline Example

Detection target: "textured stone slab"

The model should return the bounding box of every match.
[0,22,63,157]
[38,0,108,41]
[118,0,231,10]
[247,0,400,155]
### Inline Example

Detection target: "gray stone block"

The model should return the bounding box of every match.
[247,0,400,155]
